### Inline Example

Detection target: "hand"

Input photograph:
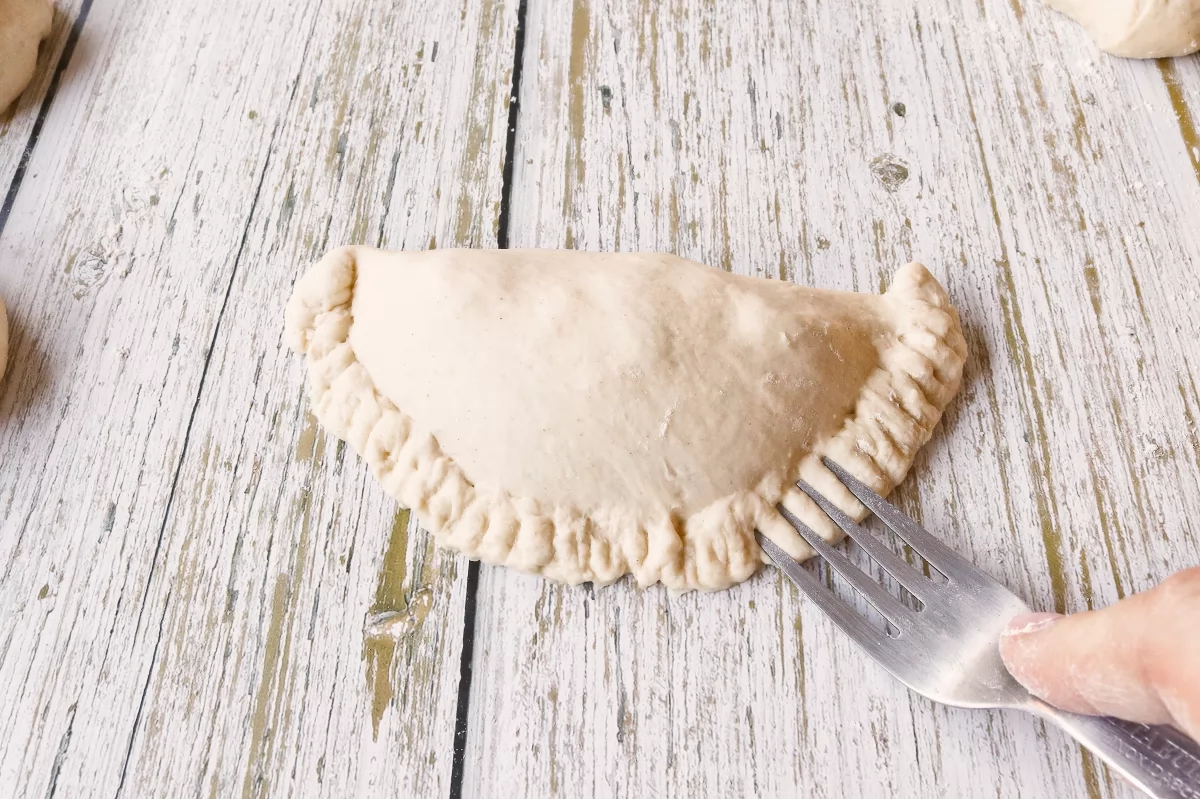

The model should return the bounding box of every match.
[999,566,1200,740]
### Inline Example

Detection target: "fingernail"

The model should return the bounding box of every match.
[1002,612,1063,637]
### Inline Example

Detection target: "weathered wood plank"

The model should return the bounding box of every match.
[0,1,88,202]
[465,1,1200,797]
[1157,57,1200,185]
[0,1,517,797]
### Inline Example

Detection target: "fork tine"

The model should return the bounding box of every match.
[821,458,967,579]
[774,504,911,625]
[796,481,928,600]
[756,533,883,645]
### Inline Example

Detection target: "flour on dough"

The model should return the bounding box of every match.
[285,247,966,591]
[0,0,52,111]
[1049,0,1200,57]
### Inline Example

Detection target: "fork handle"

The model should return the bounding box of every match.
[1029,700,1200,798]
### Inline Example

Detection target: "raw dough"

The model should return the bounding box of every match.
[286,247,966,591]
[1049,0,1200,58]
[0,0,52,112]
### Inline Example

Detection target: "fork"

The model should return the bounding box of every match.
[757,458,1200,799]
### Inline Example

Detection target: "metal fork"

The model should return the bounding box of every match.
[757,458,1200,799]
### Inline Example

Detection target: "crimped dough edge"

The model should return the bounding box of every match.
[284,246,967,592]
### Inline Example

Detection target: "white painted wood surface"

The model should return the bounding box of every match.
[0,0,516,796]
[0,0,1197,798]
[466,1,1200,798]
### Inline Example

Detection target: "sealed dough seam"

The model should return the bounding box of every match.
[776,264,967,559]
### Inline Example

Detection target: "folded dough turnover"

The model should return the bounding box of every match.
[285,247,966,591]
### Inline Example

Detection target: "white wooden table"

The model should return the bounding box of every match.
[1,1,1198,797]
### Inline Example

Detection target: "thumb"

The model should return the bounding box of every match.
[998,567,1200,740]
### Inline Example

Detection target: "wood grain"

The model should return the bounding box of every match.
[2,0,1198,797]
[464,1,1200,797]
[0,1,516,797]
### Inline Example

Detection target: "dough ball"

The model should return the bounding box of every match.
[1049,0,1200,58]
[0,0,53,112]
